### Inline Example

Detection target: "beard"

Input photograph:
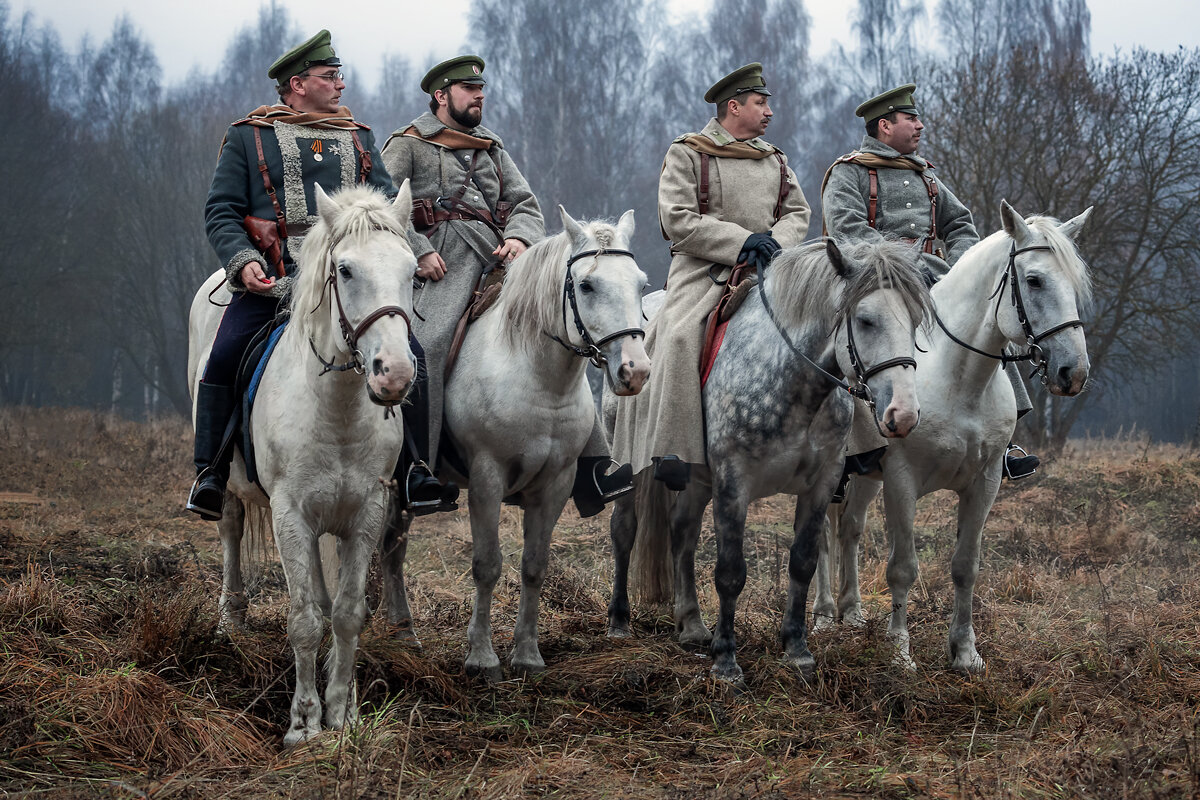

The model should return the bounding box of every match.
[448,97,482,129]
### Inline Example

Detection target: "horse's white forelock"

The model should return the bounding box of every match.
[764,239,932,332]
[287,185,411,344]
[970,217,1094,308]
[499,220,624,355]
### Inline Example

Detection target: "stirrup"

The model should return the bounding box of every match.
[186,469,225,521]
[652,455,690,492]
[1003,443,1040,481]
[593,459,633,502]
[404,462,459,516]
[830,470,851,504]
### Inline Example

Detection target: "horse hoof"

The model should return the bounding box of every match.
[843,610,867,629]
[607,625,632,639]
[785,654,817,682]
[512,660,546,678]
[950,654,986,674]
[810,614,835,633]
[711,662,744,686]
[678,624,713,649]
[283,725,321,748]
[465,662,504,682]
[389,623,423,650]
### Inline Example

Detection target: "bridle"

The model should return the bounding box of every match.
[308,234,413,377]
[545,247,645,368]
[933,241,1084,385]
[759,275,915,415]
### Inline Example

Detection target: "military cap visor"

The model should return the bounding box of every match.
[705,62,771,107]
[269,29,341,84]
[421,55,487,95]
[856,83,921,123]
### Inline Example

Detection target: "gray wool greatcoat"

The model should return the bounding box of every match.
[822,134,1030,457]
[381,112,544,465]
[611,118,811,475]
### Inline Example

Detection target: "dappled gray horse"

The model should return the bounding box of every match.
[382,208,650,678]
[818,201,1092,672]
[188,183,418,745]
[607,239,931,681]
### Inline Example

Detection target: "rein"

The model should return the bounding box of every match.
[545,247,645,368]
[934,241,1084,385]
[308,231,413,378]
[757,275,915,413]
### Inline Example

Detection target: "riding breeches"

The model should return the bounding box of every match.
[202,291,282,386]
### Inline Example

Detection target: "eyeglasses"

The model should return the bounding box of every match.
[301,70,343,82]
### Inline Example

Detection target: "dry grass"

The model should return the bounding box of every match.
[1,407,1199,798]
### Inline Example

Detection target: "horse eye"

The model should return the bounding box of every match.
[339,265,353,279]
[579,280,595,294]
[857,316,875,328]
[1026,275,1042,289]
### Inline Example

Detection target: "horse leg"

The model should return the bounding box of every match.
[512,482,571,675]
[671,487,712,647]
[465,465,504,681]
[607,490,637,638]
[709,477,750,683]
[780,493,828,680]
[217,494,247,632]
[380,504,421,646]
[324,518,382,732]
[882,479,920,671]
[947,478,998,673]
[312,535,334,618]
[272,512,325,745]
[837,478,880,627]
[812,512,836,631]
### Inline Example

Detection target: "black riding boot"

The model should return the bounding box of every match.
[395,347,458,515]
[186,382,237,521]
[1004,442,1040,480]
[572,456,634,518]
[652,455,690,492]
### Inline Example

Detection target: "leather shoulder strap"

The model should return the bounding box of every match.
[253,127,288,238]
[773,152,791,221]
[350,130,371,185]
[699,153,710,216]
[867,168,878,229]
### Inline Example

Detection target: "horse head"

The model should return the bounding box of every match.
[826,238,932,438]
[291,181,418,406]
[998,200,1092,396]
[556,206,651,396]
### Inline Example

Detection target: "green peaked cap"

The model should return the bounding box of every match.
[856,83,920,123]
[704,63,772,107]
[268,29,341,85]
[421,55,487,95]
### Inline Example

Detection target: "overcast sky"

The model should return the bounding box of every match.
[21,0,1200,92]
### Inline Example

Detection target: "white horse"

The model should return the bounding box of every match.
[606,239,932,682]
[188,183,418,744]
[815,200,1092,672]
[381,208,651,679]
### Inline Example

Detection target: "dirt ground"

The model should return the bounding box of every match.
[1,407,1199,799]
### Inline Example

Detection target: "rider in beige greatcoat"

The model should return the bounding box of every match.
[611,64,811,489]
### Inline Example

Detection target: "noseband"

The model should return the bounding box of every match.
[934,241,1084,385]
[309,235,413,377]
[546,247,645,368]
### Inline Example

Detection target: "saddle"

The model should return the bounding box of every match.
[700,262,757,386]
[443,262,507,381]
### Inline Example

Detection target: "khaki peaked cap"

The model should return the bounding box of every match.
[855,83,920,123]
[421,55,486,94]
[704,63,771,107]
[269,29,341,85]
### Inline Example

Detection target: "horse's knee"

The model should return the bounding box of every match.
[472,556,502,587]
[288,604,324,649]
[331,598,368,640]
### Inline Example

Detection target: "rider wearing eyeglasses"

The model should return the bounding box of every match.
[188,30,403,520]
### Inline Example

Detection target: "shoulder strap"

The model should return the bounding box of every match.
[867,168,878,229]
[699,153,710,216]
[773,152,791,221]
[923,173,939,249]
[350,130,371,184]
[253,127,288,238]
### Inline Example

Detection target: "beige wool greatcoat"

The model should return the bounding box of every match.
[611,118,811,475]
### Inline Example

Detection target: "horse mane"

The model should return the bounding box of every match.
[499,220,625,354]
[971,216,1094,308]
[763,239,932,333]
[288,185,411,343]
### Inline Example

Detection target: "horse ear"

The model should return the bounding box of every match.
[1058,206,1093,241]
[558,205,588,250]
[391,178,414,229]
[1000,199,1032,245]
[615,209,636,245]
[314,184,337,222]
[826,238,851,278]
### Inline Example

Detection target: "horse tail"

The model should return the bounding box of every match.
[244,504,274,565]
[631,472,674,605]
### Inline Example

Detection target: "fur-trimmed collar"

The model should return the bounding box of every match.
[408,111,504,149]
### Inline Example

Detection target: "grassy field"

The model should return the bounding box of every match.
[1,407,1198,799]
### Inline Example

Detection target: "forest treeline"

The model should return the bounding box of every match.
[1,0,1197,447]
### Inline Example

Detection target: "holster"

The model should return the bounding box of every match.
[494,200,512,228]
[412,197,437,229]
[242,215,285,278]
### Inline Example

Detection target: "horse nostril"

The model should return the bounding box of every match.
[373,358,388,376]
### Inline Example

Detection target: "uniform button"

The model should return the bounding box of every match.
[464,154,471,161]
[474,195,481,201]
[910,223,916,228]
[906,202,912,208]
[903,180,910,186]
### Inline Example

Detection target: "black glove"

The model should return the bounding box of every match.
[739,231,781,268]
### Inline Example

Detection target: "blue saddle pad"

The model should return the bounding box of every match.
[241,321,288,487]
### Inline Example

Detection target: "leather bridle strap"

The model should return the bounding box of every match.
[546,247,644,367]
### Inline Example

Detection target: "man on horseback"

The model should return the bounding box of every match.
[380,56,633,517]
[187,30,401,520]
[822,83,1040,484]
[610,63,812,490]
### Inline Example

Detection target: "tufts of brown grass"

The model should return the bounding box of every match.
[2,409,1200,798]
